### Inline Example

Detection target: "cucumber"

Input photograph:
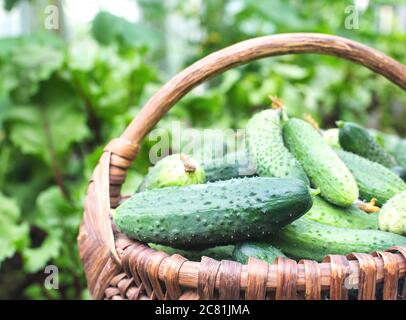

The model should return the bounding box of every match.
[368,129,401,155]
[337,121,397,168]
[138,153,205,192]
[283,118,358,207]
[394,140,406,169]
[114,177,313,249]
[245,109,309,184]
[269,218,406,262]
[232,242,285,264]
[202,150,256,182]
[149,243,235,261]
[304,196,378,230]
[322,128,340,148]
[379,190,406,236]
[335,149,406,206]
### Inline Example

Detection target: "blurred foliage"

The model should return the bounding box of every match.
[0,0,406,299]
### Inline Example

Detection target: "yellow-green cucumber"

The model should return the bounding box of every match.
[379,190,406,236]
[137,153,205,192]
[283,118,358,207]
[245,108,309,184]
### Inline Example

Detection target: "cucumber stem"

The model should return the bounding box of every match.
[304,114,320,131]
[280,109,289,124]
[336,120,344,129]
[180,153,196,173]
[355,198,380,214]
[269,95,285,110]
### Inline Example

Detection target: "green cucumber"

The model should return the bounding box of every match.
[232,242,285,264]
[269,218,406,262]
[149,244,235,261]
[245,109,309,184]
[394,140,406,169]
[137,153,205,192]
[335,149,406,206]
[114,177,313,249]
[379,190,406,236]
[337,121,397,168]
[202,150,256,182]
[304,196,378,230]
[283,118,358,207]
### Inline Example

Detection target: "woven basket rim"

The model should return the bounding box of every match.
[78,33,406,300]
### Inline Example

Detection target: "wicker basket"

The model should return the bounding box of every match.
[78,33,406,300]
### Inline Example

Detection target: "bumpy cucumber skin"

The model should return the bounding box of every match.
[202,150,256,182]
[304,196,378,230]
[335,149,406,206]
[114,177,313,249]
[232,242,285,264]
[246,109,309,184]
[137,154,205,192]
[379,190,406,235]
[338,121,397,168]
[283,118,358,207]
[269,218,406,262]
[394,140,406,169]
[149,244,235,262]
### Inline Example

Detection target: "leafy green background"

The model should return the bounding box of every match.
[1,0,406,299]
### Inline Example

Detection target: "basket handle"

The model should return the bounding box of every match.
[121,33,406,148]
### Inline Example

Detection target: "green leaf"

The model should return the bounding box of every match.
[272,63,308,80]
[67,39,99,71]
[6,83,89,164]
[34,187,78,231]
[0,193,29,264]
[91,11,160,50]
[22,229,62,273]
[0,40,64,102]
[22,186,79,273]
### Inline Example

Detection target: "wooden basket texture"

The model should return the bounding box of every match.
[78,33,406,300]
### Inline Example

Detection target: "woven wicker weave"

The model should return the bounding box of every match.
[77,33,406,300]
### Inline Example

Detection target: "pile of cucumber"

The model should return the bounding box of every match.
[113,102,406,264]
